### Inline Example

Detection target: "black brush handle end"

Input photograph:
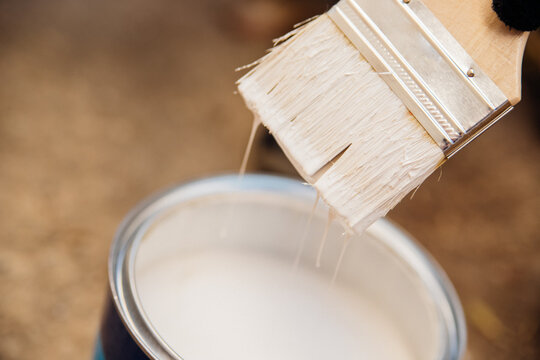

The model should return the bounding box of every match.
[492,0,540,31]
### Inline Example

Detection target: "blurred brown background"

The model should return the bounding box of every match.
[0,0,539,359]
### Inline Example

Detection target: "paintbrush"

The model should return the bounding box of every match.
[237,0,537,233]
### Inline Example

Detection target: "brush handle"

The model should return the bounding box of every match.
[423,0,529,104]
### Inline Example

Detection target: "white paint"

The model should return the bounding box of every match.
[239,117,261,178]
[219,117,261,239]
[132,191,447,360]
[332,231,351,284]
[315,209,335,268]
[237,14,445,234]
[293,192,319,269]
[136,248,416,360]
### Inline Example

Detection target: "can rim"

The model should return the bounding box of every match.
[108,174,466,360]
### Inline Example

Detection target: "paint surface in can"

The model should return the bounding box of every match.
[137,246,416,359]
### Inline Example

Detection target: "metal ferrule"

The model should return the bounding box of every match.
[328,0,512,158]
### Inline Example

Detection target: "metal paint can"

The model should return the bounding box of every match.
[94,174,466,360]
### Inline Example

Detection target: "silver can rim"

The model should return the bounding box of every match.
[107,174,467,360]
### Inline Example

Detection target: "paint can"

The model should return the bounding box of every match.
[94,174,466,360]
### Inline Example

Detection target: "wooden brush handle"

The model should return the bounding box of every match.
[423,0,529,104]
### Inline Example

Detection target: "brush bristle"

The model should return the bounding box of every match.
[237,14,444,233]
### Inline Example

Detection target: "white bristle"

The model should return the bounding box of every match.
[237,14,445,234]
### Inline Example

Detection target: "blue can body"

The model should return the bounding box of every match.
[94,297,149,360]
[93,339,105,360]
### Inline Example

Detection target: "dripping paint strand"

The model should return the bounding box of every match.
[331,231,352,284]
[220,117,261,239]
[316,209,335,268]
[239,117,261,178]
[293,192,320,269]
